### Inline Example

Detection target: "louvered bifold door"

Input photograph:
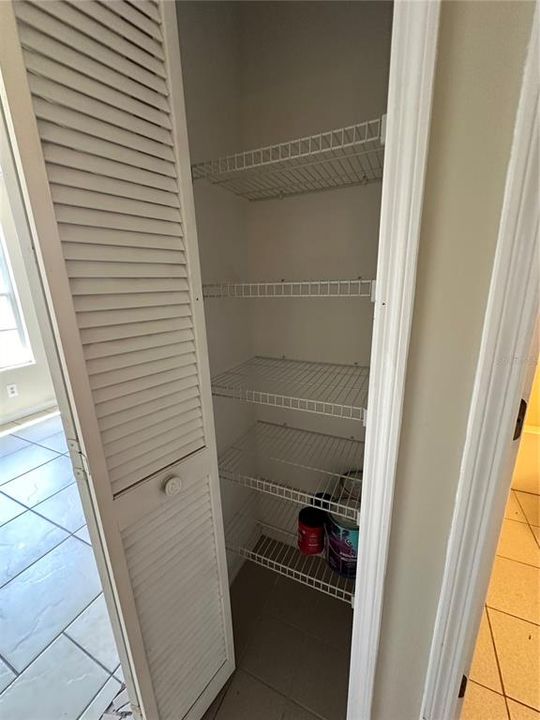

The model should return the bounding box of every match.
[3,1,234,718]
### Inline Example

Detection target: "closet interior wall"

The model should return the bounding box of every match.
[178,1,393,583]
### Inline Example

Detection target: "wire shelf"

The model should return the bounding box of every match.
[203,279,374,299]
[226,493,354,603]
[220,421,363,521]
[192,118,384,201]
[212,356,369,421]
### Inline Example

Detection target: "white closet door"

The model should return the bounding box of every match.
[1,1,233,718]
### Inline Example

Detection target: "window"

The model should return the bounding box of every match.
[0,225,33,370]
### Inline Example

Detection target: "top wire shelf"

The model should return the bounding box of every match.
[203,279,374,299]
[192,117,385,201]
[212,356,369,421]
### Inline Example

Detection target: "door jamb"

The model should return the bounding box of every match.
[420,12,539,720]
[349,2,441,718]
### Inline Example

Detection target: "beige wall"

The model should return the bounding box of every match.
[0,173,55,425]
[372,3,534,719]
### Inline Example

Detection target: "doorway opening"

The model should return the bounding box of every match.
[461,360,539,720]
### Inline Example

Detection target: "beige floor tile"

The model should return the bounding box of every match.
[532,526,540,544]
[515,492,540,528]
[497,520,540,567]
[487,556,540,625]
[215,670,285,720]
[239,615,305,696]
[460,681,508,720]
[507,699,540,720]
[506,492,527,523]
[489,608,540,710]
[470,609,503,693]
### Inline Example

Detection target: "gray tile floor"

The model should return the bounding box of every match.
[0,413,123,720]
[205,563,353,720]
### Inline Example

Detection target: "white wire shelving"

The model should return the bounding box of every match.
[212,356,369,421]
[192,118,384,201]
[203,278,374,299]
[220,421,363,521]
[226,493,355,603]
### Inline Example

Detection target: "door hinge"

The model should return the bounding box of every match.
[458,675,468,699]
[370,279,377,303]
[513,398,527,440]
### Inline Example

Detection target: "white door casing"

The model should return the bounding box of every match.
[421,10,539,720]
[0,2,234,719]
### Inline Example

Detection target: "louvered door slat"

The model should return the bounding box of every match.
[99,389,200,439]
[68,262,187,281]
[107,0,163,40]
[83,329,194,360]
[86,342,195,376]
[63,244,185,266]
[11,1,233,716]
[70,278,189,296]
[17,2,168,94]
[28,0,166,77]
[80,316,192,345]
[70,0,164,59]
[60,225,181,251]
[104,408,202,457]
[127,0,161,23]
[96,375,199,421]
[29,76,173,147]
[38,123,175,177]
[52,186,180,223]
[34,101,174,161]
[107,420,204,473]
[18,25,168,110]
[93,362,196,403]
[91,351,196,390]
[78,304,192,330]
[57,208,181,237]
[23,51,171,128]
[110,434,204,491]
[100,397,201,446]
[48,167,179,209]
[75,292,191,313]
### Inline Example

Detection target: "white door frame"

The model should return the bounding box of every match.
[421,11,539,720]
[349,2,441,718]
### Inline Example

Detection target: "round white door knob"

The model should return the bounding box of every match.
[163,476,182,496]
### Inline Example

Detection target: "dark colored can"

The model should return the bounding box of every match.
[298,507,325,555]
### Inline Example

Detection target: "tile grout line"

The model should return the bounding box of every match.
[0,521,89,590]
[0,590,103,696]
[239,667,327,720]
[0,449,65,488]
[0,651,18,678]
[74,670,120,720]
[62,631,120,679]
[484,606,512,720]
[0,473,78,524]
[485,603,540,628]
[513,491,540,550]
[496,552,540,571]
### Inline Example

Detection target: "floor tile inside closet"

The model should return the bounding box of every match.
[204,563,352,720]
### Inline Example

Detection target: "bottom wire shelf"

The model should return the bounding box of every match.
[226,493,355,604]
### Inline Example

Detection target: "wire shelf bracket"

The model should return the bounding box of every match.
[203,279,375,299]
[192,117,385,201]
[211,356,369,420]
[219,421,363,521]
